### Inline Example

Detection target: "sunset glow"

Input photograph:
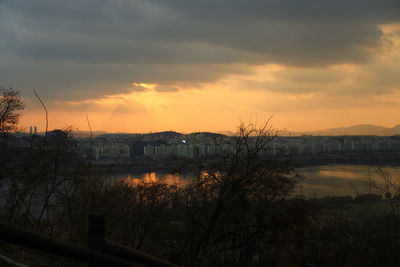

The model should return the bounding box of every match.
[1,1,399,134]
[3,2,400,264]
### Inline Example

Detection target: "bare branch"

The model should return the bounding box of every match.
[86,114,93,161]
[33,88,48,137]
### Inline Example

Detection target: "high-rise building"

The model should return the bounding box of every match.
[34,126,37,135]
[29,126,33,135]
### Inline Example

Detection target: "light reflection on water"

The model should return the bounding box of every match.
[318,170,365,180]
[299,165,400,197]
[116,165,400,198]
[123,172,190,187]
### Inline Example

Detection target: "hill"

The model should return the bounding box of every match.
[298,124,400,136]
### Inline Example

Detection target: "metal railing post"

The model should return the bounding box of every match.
[88,213,106,266]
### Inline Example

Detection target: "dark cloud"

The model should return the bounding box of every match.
[0,54,251,100]
[236,41,400,96]
[2,0,395,65]
[45,97,147,115]
[150,0,400,22]
[0,0,399,99]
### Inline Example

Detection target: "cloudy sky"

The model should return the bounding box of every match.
[1,0,400,133]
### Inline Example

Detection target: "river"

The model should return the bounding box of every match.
[113,164,400,198]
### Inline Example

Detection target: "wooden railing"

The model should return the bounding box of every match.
[0,214,180,267]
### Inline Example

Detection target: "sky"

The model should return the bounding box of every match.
[1,0,400,133]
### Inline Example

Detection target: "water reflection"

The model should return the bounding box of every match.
[299,165,400,197]
[123,172,189,187]
[117,165,400,198]
[318,170,365,180]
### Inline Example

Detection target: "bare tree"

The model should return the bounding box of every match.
[0,87,24,135]
[0,87,24,183]
[178,120,300,265]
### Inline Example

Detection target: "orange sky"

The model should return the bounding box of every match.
[18,22,400,134]
[0,0,395,136]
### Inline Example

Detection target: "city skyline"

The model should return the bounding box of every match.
[20,122,400,137]
[1,1,400,133]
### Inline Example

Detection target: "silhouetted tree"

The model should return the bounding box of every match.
[0,87,24,135]
[174,120,302,265]
[0,88,24,183]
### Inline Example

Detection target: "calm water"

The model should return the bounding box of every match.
[114,165,400,198]
[299,165,400,197]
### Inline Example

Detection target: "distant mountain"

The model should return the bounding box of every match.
[297,124,400,136]
[70,124,400,138]
[217,130,235,136]
[144,131,183,140]
[71,130,229,140]
[186,132,226,139]
[71,130,108,138]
